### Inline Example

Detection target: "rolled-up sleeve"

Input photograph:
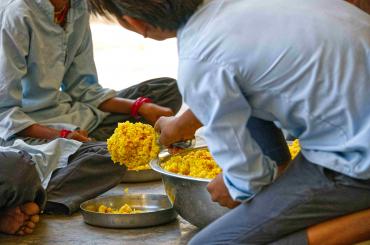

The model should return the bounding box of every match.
[178,58,277,201]
[62,24,116,108]
[0,24,36,140]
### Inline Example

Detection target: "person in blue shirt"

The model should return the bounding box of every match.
[0,0,182,235]
[88,0,370,244]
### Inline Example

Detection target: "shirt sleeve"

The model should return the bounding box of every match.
[0,22,36,140]
[61,24,116,108]
[178,58,278,201]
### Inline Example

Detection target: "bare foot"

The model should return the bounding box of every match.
[0,202,40,235]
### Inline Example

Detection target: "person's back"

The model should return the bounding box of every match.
[178,0,370,179]
[85,0,370,243]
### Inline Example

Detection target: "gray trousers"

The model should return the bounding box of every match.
[0,151,46,210]
[0,145,125,215]
[189,153,370,245]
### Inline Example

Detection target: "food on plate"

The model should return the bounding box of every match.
[97,204,142,214]
[161,149,221,179]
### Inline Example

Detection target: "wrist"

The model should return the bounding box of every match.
[130,97,153,119]
[60,129,72,139]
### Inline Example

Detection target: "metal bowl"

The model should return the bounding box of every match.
[122,169,161,183]
[150,147,229,228]
[80,194,177,228]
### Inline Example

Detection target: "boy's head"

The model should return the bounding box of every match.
[88,0,203,39]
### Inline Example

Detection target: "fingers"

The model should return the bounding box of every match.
[154,117,164,133]
[69,132,92,142]
[76,130,89,137]
[168,147,184,155]
[162,107,174,117]
[207,174,241,209]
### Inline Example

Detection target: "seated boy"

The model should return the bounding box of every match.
[0,0,182,226]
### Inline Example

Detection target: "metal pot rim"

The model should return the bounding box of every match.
[150,147,212,183]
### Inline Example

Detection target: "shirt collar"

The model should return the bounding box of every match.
[32,0,86,22]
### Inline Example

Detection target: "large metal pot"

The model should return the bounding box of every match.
[150,148,229,228]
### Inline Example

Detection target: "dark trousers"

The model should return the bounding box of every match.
[189,153,370,244]
[0,151,46,210]
[45,142,126,214]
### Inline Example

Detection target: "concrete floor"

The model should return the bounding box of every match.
[0,181,199,245]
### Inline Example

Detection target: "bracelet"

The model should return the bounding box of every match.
[60,129,72,138]
[130,96,153,119]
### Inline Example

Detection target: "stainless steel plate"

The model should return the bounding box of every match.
[80,194,177,228]
[121,169,161,183]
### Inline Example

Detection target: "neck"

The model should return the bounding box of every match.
[49,0,69,11]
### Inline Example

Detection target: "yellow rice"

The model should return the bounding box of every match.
[161,149,221,179]
[162,140,301,179]
[288,139,300,159]
[97,204,142,214]
[107,121,160,170]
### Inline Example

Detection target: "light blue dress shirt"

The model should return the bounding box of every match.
[177,0,370,201]
[0,0,116,186]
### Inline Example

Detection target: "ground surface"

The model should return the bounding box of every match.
[0,181,199,245]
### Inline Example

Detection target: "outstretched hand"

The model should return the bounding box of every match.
[207,173,241,209]
[139,103,174,125]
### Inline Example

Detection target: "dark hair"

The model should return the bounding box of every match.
[88,0,203,31]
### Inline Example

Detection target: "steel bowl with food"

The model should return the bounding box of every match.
[150,147,229,228]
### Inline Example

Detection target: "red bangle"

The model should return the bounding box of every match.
[60,129,72,138]
[130,96,152,119]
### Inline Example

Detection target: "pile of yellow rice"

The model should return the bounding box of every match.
[162,140,301,179]
[107,122,160,170]
[288,139,300,159]
[161,149,221,179]
[98,204,142,214]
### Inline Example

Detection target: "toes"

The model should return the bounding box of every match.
[25,221,36,229]
[16,229,25,236]
[21,203,40,216]
[30,215,40,223]
[23,227,34,234]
